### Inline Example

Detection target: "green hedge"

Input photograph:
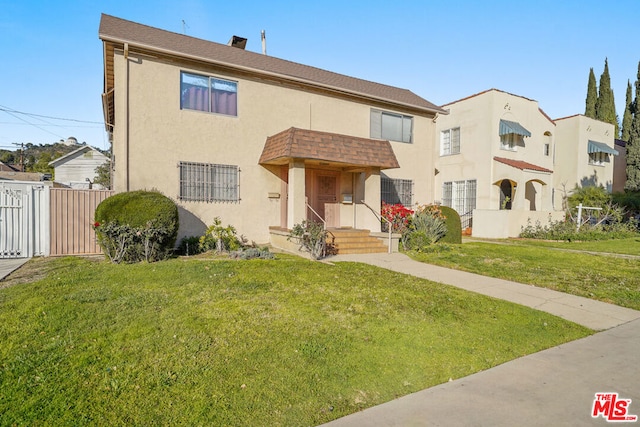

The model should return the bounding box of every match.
[438,206,462,244]
[94,190,179,263]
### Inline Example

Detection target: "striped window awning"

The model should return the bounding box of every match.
[588,140,619,155]
[499,119,531,137]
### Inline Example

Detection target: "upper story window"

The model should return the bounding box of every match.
[500,133,522,151]
[544,143,550,156]
[440,127,460,155]
[589,152,608,166]
[370,109,413,143]
[180,72,238,116]
[499,119,529,152]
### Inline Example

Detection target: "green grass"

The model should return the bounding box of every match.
[409,239,640,310]
[509,237,640,256]
[0,255,590,426]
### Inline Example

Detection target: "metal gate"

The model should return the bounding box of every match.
[0,182,49,259]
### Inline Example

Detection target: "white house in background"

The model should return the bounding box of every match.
[435,89,563,238]
[49,146,109,189]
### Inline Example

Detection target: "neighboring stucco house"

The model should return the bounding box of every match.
[434,89,562,238]
[554,115,618,196]
[612,139,627,193]
[49,145,109,189]
[99,14,446,251]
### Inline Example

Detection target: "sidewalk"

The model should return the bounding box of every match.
[320,252,640,426]
[0,258,29,282]
[330,252,640,331]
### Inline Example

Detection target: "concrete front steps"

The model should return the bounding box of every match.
[327,228,388,254]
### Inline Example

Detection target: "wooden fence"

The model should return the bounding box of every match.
[49,188,114,256]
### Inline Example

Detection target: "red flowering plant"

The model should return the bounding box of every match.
[381,202,414,233]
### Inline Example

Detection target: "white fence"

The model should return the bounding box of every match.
[0,182,49,258]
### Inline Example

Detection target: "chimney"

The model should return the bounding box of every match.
[227,35,247,49]
[261,30,267,55]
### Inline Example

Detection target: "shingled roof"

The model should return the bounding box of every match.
[259,128,400,169]
[494,156,553,173]
[99,14,444,120]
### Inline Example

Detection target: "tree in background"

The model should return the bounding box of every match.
[625,62,640,191]
[585,67,597,118]
[621,80,633,142]
[595,58,619,137]
[94,161,111,189]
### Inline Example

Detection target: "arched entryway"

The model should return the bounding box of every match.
[498,179,514,210]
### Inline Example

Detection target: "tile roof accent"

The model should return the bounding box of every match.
[494,156,553,174]
[259,128,400,169]
[99,14,444,115]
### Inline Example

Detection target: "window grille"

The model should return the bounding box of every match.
[381,177,413,206]
[179,161,240,202]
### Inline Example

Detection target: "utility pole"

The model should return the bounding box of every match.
[12,143,24,172]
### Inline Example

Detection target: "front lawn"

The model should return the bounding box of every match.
[409,239,640,310]
[0,255,590,426]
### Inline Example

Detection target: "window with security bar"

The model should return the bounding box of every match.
[381,177,413,207]
[179,161,240,202]
[442,179,476,214]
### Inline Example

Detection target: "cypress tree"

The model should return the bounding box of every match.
[621,80,633,142]
[595,58,619,136]
[625,62,640,191]
[585,68,597,118]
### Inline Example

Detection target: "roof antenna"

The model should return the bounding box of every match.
[182,20,189,35]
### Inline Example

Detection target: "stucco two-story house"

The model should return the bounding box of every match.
[434,89,563,238]
[434,89,620,238]
[554,115,618,196]
[99,14,445,251]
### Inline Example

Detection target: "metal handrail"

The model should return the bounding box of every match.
[305,202,326,230]
[360,200,392,253]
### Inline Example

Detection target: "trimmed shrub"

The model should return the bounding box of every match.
[401,205,447,251]
[94,190,179,263]
[438,206,462,244]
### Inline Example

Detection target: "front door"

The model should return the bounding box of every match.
[307,170,339,227]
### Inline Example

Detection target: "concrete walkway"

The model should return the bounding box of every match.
[320,252,640,427]
[331,252,640,331]
[0,258,29,281]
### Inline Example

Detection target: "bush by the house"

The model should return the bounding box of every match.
[94,190,179,263]
[176,236,203,256]
[198,217,244,253]
[381,202,414,233]
[438,205,462,244]
[520,216,638,241]
[401,204,447,251]
[288,220,332,260]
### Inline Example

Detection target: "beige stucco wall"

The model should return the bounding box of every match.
[434,90,556,211]
[554,115,616,197]
[111,51,437,243]
[472,209,565,239]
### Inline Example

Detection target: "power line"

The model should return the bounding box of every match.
[0,105,103,124]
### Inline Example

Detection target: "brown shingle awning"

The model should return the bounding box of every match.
[259,128,400,169]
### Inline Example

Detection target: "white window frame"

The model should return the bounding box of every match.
[180,71,238,116]
[370,109,413,144]
[442,179,476,215]
[440,127,460,156]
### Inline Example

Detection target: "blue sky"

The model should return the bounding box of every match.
[1,0,638,151]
